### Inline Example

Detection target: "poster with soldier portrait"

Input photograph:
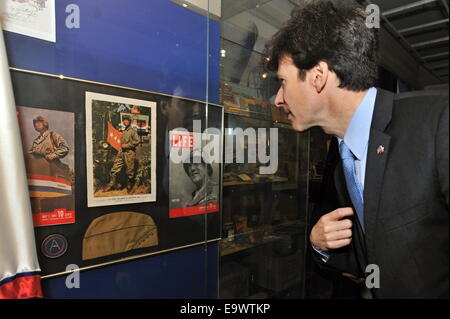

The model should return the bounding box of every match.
[169,131,220,218]
[17,106,75,227]
[86,92,156,207]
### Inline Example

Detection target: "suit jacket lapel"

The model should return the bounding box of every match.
[334,160,349,207]
[364,89,394,257]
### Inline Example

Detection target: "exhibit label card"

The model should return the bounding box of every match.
[17,106,75,227]
[86,92,157,207]
[0,0,56,42]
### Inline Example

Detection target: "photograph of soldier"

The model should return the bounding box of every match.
[169,133,220,218]
[17,106,75,227]
[104,115,140,193]
[29,115,69,161]
[86,92,156,207]
[183,158,218,207]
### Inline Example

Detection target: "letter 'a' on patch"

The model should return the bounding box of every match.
[41,234,69,258]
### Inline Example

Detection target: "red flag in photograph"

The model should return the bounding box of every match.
[107,122,122,151]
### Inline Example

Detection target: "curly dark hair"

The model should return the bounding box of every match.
[266,0,378,91]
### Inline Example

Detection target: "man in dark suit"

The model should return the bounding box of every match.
[267,1,448,298]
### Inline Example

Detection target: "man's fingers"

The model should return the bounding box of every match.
[310,208,355,251]
[324,229,352,241]
[327,238,352,249]
[322,207,354,222]
[324,219,353,233]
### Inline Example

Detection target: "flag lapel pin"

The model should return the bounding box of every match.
[377,145,385,155]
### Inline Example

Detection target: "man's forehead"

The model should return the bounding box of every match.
[276,54,295,76]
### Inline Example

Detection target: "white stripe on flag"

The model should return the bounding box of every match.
[0,29,42,297]
[28,178,72,192]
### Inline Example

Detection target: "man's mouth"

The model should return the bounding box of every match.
[284,108,293,119]
[191,172,200,179]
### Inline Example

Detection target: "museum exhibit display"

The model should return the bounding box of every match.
[10,69,223,277]
[0,0,335,298]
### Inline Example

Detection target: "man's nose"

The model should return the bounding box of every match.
[191,166,199,173]
[274,87,285,108]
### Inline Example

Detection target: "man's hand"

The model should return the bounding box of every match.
[310,208,354,251]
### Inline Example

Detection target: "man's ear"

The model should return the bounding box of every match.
[311,61,329,93]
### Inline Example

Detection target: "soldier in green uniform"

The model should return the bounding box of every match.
[105,115,140,192]
[30,116,69,161]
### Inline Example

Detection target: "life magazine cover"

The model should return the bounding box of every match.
[169,131,220,218]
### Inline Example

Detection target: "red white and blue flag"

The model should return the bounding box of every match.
[0,29,43,299]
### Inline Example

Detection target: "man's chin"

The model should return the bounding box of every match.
[290,119,308,132]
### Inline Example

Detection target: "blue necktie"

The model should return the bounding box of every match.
[339,141,365,232]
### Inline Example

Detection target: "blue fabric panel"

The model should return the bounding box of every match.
[4,0,220,103]
[42,242,219,299]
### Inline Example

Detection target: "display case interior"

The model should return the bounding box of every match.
[218,0,312,299]
[220,112,309,298]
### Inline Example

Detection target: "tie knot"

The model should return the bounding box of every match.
[339,141,355,160]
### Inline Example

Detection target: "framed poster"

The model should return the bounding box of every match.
[17,106,75,227]
[86,92,157,207]
[0,0,56,42]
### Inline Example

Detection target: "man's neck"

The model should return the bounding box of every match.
[322,88,369,139]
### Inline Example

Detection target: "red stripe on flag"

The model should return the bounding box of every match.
[0,275,43,299]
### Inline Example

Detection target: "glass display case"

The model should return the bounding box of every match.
[218,0,312,298]
[220,115,309,298]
